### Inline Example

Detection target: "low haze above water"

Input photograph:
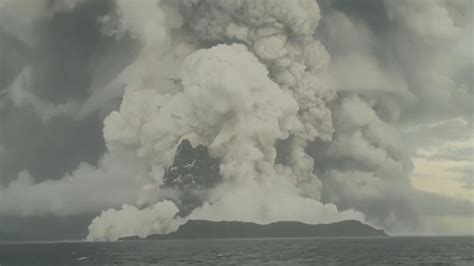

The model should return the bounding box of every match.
[1,237,473,265]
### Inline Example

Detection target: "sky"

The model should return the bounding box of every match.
[0,0,473,241]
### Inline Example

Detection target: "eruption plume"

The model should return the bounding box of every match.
[0,0,472,240]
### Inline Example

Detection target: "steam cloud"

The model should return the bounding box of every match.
[0,0,472,240]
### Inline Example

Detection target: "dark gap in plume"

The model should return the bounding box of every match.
[317,0,394,76]
[161,139,222,217]
[0,0,134,185]
[274,135,294,166]
[0,30,30,91]
[32,0,114,103]
[0,111,105,184]
[331,0,389,31]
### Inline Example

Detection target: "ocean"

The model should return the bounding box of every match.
[1,237,473,265]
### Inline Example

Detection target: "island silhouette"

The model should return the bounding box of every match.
[120,220,387,240]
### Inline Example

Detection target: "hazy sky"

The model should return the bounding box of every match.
[0,0,473,241]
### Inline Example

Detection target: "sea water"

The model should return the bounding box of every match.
[1,236,473,265]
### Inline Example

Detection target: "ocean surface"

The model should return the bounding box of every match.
[1,237,473,265]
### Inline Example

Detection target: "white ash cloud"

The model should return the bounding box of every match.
[87,200,180,241]
[85,0,367,241]
[0,151,144,217]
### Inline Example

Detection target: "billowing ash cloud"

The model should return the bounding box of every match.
[311,0,474,233]
[0,0,472,240]
[88,200,180,241]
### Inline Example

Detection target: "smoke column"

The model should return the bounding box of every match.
[88,0,365,241]
[0,0,472,240]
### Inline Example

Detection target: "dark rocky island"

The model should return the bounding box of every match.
[161,139,222,217]
[120,220,387,240]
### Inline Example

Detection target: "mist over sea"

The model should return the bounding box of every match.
[1,237,473,265]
